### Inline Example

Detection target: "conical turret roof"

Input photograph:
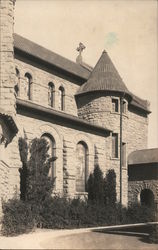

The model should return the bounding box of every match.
[76,50,132,99]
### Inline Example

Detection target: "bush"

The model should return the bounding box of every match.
[104,169,116,206]
[122,203,155,224]
[41,197,122,229]
[87,165,104,204]
[41,197,70,229]
[3,137,155,235]
[149,224,158,243]
[1,199,34,236]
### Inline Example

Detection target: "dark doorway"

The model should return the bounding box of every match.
[140,189,154,207]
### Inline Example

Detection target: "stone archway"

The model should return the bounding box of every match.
[128,180,158,206]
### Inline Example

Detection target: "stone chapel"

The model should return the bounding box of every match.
[0,0,157,217]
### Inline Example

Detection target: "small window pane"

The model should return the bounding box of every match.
[122,142,126,167]
[25,73,32,100]
[112,99,119,112]
[112,133,118,158]
[122,101,126,113]
[59,86,65,111]
[48,83,54,107]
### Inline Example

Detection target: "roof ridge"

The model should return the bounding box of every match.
[13,33,90,80]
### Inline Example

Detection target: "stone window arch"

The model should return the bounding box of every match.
[58,86,65,111]
[48,82,55,107]
[41,133,56,180]
[25,72,32,100]
[76,141,88,192]
[15,67,20,97]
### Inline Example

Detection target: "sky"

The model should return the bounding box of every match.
[14,0,158,148]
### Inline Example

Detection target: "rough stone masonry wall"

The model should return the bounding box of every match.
[0,0,16,116]
[17,112,110,198]
[77,92,149,205]
[0,0,21,218]
[15,58,80,116]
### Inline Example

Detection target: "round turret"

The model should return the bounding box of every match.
[75,50,130,132]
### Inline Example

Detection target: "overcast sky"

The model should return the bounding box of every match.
[14,0,158,148]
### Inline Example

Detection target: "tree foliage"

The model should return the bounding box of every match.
[26,138,55,225]
[87,166,116,206]
[104,169,116,206]
[18,137,28,201]
[87,164,104,204]
[26,138,55,203]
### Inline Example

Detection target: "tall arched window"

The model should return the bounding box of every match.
[15,68,20,96]
[76,141,88,192]
[25,73,32,100]
[58,86,65,111]
[48,82,55,107]
[41,133,56,179]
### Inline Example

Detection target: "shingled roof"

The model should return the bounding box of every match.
[129,93,150,113]
[128,148,158,165]
[76,50,132,99]
[14,33,91,80]
[14,34,150,113]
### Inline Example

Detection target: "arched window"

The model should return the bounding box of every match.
[48,82,55,107]
[15,68,20,96]
[25,73,32,100]
[41,133,56,179]
[76,141,88,192]
[58,86,65,111]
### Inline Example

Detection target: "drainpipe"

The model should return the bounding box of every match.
[120,95,123,207]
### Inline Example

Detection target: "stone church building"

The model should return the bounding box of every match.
[0,0,157,216]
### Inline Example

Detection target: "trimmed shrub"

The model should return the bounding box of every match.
[1,199,34,236]
[87,164,104,204]
[122,203,155,224]
[41,197,70,229]
[104,169,116,206]
[87,173,94,201]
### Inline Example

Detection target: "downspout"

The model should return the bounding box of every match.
[120,94,124,207]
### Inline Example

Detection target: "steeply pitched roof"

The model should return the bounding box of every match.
[76,50,132,99]
[14,33,90,80]
[128,148,158,165]
[14,34,150,113]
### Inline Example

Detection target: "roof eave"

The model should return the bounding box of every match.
[16,98,112,135]
[14,47,88,82]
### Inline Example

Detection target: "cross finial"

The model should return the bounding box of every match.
[76,42,86,55]
[76,42,86,64]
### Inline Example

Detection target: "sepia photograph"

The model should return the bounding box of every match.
[0,0,158,249]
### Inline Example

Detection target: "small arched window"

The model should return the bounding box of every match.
[25,73,32,100]
[41,133,56,180]
[15,68,20,96]
[76,141,88,192]
[48,82,55,107]
[58,86,65,111]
